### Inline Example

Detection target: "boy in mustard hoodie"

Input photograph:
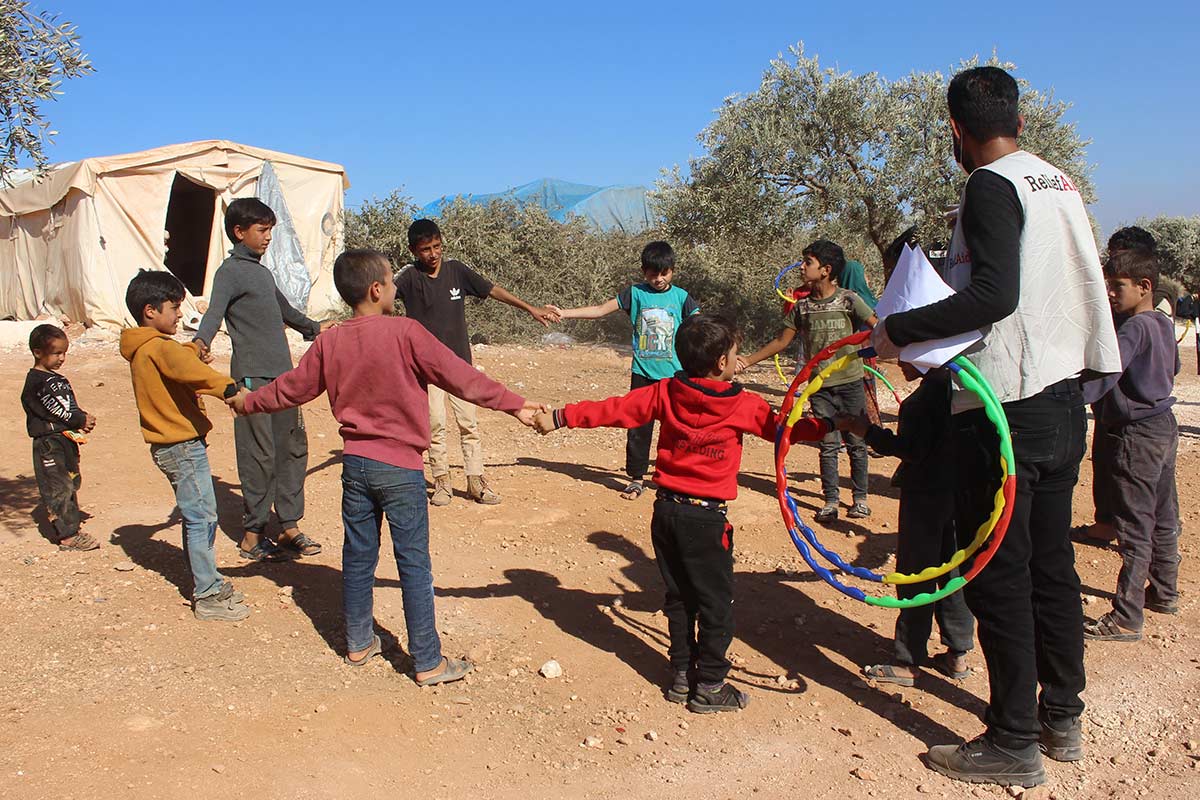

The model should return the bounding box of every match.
[120,270,248,621]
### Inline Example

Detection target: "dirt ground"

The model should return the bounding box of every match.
[1,326,1198,800]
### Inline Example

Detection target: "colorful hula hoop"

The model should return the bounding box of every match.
[773,353,902,405]
[1178,319,1192,344]
[773,261,805,303]
[774,331,1015,608]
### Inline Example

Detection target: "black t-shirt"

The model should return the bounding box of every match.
[22,368,86,438]
[394,259,494,363]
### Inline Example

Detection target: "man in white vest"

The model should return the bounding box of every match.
[874,66,1120,788]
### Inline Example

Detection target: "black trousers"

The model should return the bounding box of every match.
[807,381,869,503]
[1089,415,1114,525]
[893,488,975,665]
[32,435,81,541]
[955,380,1087,749]
[234,377,308,534]
[650,499,735,684]
[625,372,656,481]
[1107,411,1180,630]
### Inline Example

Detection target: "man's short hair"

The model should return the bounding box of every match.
[224,198,276,242]
[640,241,676,274]
[947,66,1020,140]
[407,218,442,247]
[125,269,185,322]
[334,249,392,306]
[802,239,847,282]
[1104,249,1160,291]
[1107,226,1157,256]
[675,313,740,378]
[29,323,67,354]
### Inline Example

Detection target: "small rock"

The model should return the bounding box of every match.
[114,562,136,572]
[645,730,659,742]
[678,721,689,730]
[1187,740,1198,752]
[616,737,631,746]
[211,764,225,774]
[850,767,877,781]
[507,668,521,678]
[612,597,624,608]
[92,380,105,388]
[836,726,853,737]
[775,674,789,686]
[1021,787,1052,800]
[314,704,327,714]
[916,784,931,794]
[583,736,603,748]
[539,660,563,679]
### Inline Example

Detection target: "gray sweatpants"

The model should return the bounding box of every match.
[235,376,308,534]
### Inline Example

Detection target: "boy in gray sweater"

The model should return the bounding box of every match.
[194,198,335,561]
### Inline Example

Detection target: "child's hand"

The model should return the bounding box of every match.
[735,356,749,374]
[834,413,869,437]
[530,306,560,327]
[513,400,547,428]
[533,410,558,435]
[226,387,250,416]
[82,413,97,433]
[192,338,214,364]
[319,320,339,333]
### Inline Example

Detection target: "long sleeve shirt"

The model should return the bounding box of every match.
[863,370,954,490]
[194,243,321,379]
[22,369,87,438]
[1083,310,1179,426]
[243,315,525,470]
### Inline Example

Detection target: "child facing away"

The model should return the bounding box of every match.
[737,240,877,522]
[193,198,335,562]
[120,271,249,621]
[548,241,700,500]
[533,313,831,712]
[395,219,558,507]
[835,363,975,686]
[21,324,98,551]
[1083,249,1181,642]
[232,249,543,684]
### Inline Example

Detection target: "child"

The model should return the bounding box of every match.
[836,364,974,686]
[21,324,97,551]
[534,313,831,712]
[232,249,542,683]
[549,241,700,500]
[193,198,334,561]
[120,270,249,621]
[738,240,877,522]
[396,219,557,507]
[1083,249,1181,642]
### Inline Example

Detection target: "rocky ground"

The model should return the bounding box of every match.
[0,325,1197,799]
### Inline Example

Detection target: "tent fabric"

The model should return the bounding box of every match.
[257,161,312,311]
[421,177,654,233]
[0,140,349,328]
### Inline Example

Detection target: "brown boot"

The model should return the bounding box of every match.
[429,475,453,506]
[467,474,501,505]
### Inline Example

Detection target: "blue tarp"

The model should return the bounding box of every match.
[421,177,654,233]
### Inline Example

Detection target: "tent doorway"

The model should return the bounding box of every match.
[163,173,216,296]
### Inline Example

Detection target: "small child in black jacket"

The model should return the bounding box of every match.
[836,363,974,685]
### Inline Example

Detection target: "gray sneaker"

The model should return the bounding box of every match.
[194,594,250,622]
[217,580,244,604]
[1039,715,1084,762]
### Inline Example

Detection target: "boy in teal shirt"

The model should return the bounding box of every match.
[550,241,700,499]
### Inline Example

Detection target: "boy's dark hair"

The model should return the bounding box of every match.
[947,66,1020,140]
[1104,249,1160,291]
[29,323,67,354]
[675,313,740,378]
[224,197,276,242]
[1107,226,1156,255]
[408,218,442,247]
[334,249,392,306]
[125,269,185,322]
[802,239,847,282]
[640,241,676,274]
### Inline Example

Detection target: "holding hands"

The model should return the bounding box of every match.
[225,387,251,416]
[514,400,549,427]
[529,306,561,327]
[833,413,870,438]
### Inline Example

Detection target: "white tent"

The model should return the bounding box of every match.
[0,140,350,328]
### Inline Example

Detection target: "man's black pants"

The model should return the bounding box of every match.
[955,379,1087,749]
[650,498,735,684]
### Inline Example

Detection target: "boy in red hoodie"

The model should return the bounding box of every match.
[534,313,830,712]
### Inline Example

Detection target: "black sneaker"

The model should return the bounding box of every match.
[847,502,871,519]
[815,503,839,523]
[925,735,1045,787]
[1039,716,1084,762]
[1144,589,1179,615]
[666,669,690,704]
[687,682,749,714]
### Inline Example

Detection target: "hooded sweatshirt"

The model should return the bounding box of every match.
[120,328,237,444]
[552,374,830,500]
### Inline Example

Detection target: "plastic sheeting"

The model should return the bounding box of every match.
[422,177,655,233]
[258,161,312,311]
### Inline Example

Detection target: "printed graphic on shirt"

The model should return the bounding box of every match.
[617,284,700,380]
[636,307,676,359]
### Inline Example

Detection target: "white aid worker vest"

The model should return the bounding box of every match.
[945,150,1120,412]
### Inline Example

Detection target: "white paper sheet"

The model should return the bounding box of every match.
[873,245,983,370]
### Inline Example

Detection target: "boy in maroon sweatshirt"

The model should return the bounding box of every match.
[534,313,830,712]
[232,249,542,686]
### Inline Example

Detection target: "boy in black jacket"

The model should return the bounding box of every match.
[837,364,974,685]
[20,324,98,551]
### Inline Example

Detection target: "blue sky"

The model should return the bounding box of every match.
[37,0,1200,235]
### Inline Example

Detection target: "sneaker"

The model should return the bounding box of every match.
[666,669,690,704]
[217,580,244,605]
[194,594,250,622]
[687,682,749,714]
[1144,589,1179,615]
[847,502,872,519]
[429,476,453,507]
[1039,716,1084,762]
[467,474,501,505]
[815,503,839,523]
[925,735,1045,787]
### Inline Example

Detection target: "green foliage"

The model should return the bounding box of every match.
[0,0,93,179]
[1133,215,1200,288]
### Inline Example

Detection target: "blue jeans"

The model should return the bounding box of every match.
[150,438,223,600]
[341,455,442,671]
